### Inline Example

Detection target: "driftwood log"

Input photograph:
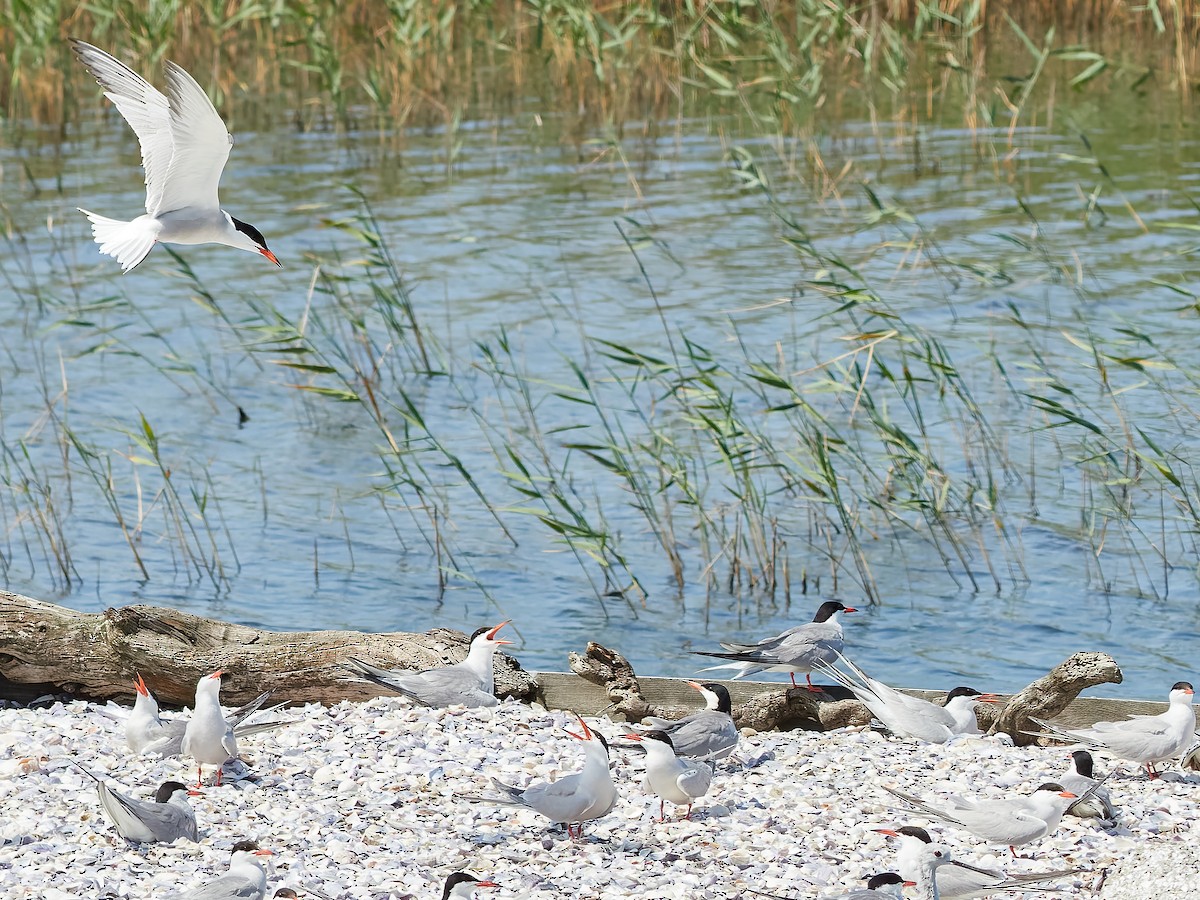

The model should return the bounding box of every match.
[0,591,538,706]
[568,641,1130,741]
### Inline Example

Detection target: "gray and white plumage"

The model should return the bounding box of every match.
[166,839,273,900]
[817,654,997,743]
[637,681,738,761]
[181,671,239,786]
[69,39,280,272]
[624,729,712,820]
[693,600,856,688]
[880,825,1079,899]
[887,830,1037,900]
[749,872,910,900]
[1028,681,1196,778]
[1059,749,1116,822]
[68,761,198,843]
[475,716,617,838]
[882,783,1078,853]
[440,872,499,899]
[344,622,511,708]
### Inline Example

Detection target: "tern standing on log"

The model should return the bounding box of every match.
[344,622,512,708]
[69,39,281,272]
[692,600,856,691]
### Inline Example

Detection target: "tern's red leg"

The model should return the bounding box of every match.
[790,673,798,688]
[685,804,693,820]
[193,766,204,790]
[805,673,822,693]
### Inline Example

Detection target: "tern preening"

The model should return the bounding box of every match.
[693,600,857,690]
[1028,680,1196,778]
[344,622,512,708]
[69,39,281,272]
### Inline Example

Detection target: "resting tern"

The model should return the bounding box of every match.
[877,825,1080,899]
[890,838,1000,900]
[167,839,274,900]
[345,622,512,708]
[68,761,198,843]
[69,39,280,272]
[748,872,912,900]
[440,873,499,899]
[636,681,738,761]
[181,671,238,788]
[882,783,1078,856]
[817,654,998,742]
[693,600,857,690]
[1059,749,1116,822]
[475,715,617,839]
[1028,680,1196,778]
[623,729,712,820]
[125,674,288,757]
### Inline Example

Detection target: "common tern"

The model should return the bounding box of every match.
[748,872,912,900]
[900,833,1028,900]
[636,681,738,761]
[441,872,499,899]
[1059,749,1116,823]
[125,674,288,757]
[68,761,199,843]
[69,39,280,272]
[883,783,1078,856]
[877,825,1080,899]
[474,715,617,839]
[345,622,512,708]
[181,671,238,788]
[167,839,274,900]
[817,654,998,742]
[1028,681,1196,778]
[623,729,712,820]
[693,600,857,690]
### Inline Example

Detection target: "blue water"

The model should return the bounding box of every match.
[2,98,1199,702]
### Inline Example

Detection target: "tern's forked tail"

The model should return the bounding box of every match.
[78,208,157,272]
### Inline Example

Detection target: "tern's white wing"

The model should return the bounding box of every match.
[157,61,232,214]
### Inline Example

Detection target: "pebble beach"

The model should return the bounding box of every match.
[1,694,1197,899]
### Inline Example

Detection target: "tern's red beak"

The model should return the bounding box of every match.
[872,828,899,837]
[208,670,224,680]
[254,848,275,857]
[976,693,1001,703]
[260,248,281,267]
[476,881,499,889]
[623,733,644,741]
[565,714,594,741]
[134,673,150,697]
[486,620,513,645]
[1058,790,1078,799]
[843,606,858,613]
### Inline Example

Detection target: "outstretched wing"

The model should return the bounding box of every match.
[157,60,232,214]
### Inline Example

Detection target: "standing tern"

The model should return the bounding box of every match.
[125,674,289,757]
[882,783,1078,856]
[1028,680,1196,778]
[1059,749,1116,823]
[623,729,713,820]
[440,873,499,899]
[816,654,998,743]
[167,839,274,900]
[181,671,238,788]
[345,622,512,708]
[69,39,280,272]
[473,715,617,839]
[877,825,1080,899]
[693,600,857,691]
[68,761,199,843]
[636,681,739,761]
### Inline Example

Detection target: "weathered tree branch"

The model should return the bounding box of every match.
[988,651,1123,745]
[0,591,538,706]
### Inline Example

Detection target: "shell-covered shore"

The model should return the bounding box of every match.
[0,695,1196,898]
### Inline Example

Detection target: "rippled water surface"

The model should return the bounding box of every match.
[3,87,1200,699]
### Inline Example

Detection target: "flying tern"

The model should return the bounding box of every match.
[636,681,739,761]
[877,825,1080,899]
[345,622,512,708]
[167,839,274,900]
[693,600,857,690]
[1028,680,1196,778]
[882,783,1078,856]
[69,39,280,272]
[473,715,617,839]
[68,761,199,843]
[623,729,713,820]
[817,654,998,742]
